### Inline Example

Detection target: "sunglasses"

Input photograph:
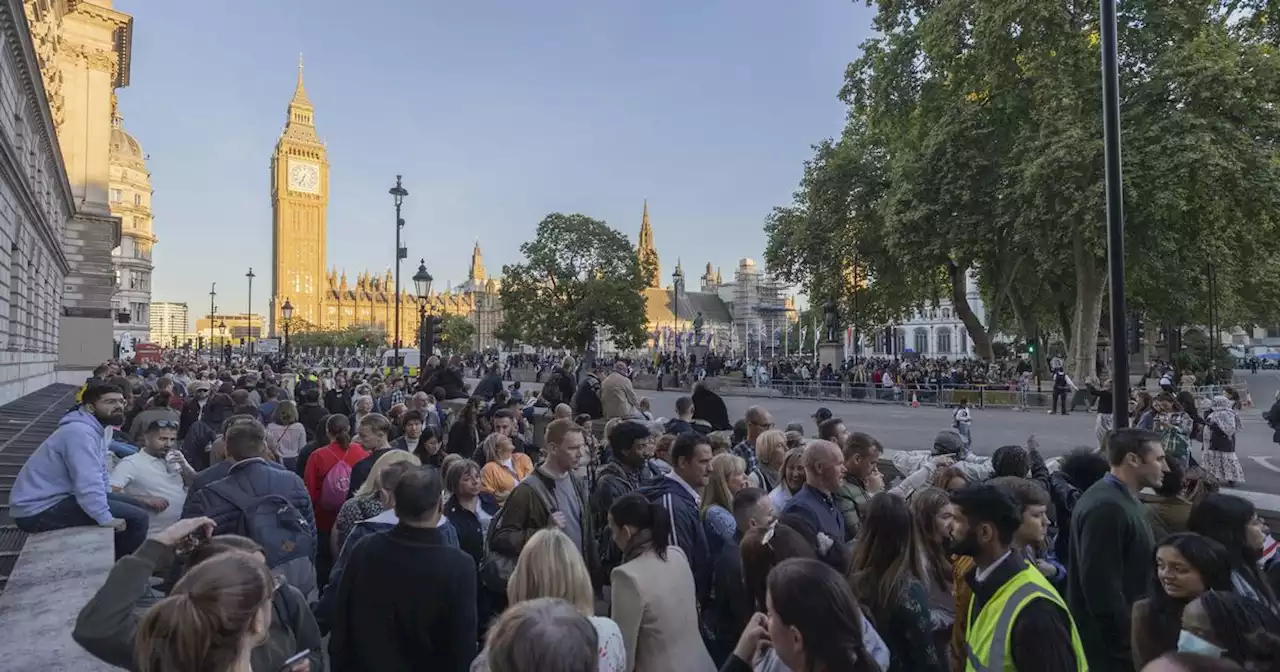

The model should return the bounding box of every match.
[147,420,180,431]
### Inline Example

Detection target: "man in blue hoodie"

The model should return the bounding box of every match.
[11,383,150,558]
[642,431,713,602]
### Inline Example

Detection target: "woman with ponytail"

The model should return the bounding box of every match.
[608,492,716,672]
[134,550,276,672]
[303,414,369,588]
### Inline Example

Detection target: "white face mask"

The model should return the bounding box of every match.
[1177,630,1224,658]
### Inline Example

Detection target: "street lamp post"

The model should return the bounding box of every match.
[671,265,684,351]
[208,283,217,362]
[413,259,433,365]
[1100,0,1130,426]
[282,299,294,367]
[245,268,255,357]
[389,176,409,365]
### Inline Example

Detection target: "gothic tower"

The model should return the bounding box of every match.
[469,240,487,285]
[637,200,661,288]
[270,58,329,333]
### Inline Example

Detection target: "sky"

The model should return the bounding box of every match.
[116,0,875,320]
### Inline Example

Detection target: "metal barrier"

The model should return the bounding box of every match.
[710,381,1078,410]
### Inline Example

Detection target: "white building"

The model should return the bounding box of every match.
[108,111,154,344]
[866,268,987,358]
[0,0,76,403]
[149,301,188,347]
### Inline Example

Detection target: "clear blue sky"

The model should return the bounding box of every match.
[117,0,873,322]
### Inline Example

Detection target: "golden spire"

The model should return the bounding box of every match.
[637,199,661,288]
[292,54,310,106]
[469,240,487,284]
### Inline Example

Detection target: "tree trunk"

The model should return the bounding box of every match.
[1010,290,1049,378]
[948,261,995,361]
[1068,237,1106,382]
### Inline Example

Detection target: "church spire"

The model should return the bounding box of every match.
[292,54,310,106]
[637,200,661,288]
[469,240,487,284]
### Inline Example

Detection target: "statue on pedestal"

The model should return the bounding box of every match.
[692,312,705,345]
[823,300,839,343]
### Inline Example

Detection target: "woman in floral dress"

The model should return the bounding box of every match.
[1204,395,1245,486]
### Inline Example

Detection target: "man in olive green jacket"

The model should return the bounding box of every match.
[831,432,885,543]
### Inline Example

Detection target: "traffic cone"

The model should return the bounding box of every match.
[911,392,919,408]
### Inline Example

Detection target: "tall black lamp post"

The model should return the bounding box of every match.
[389,176,408,363]
[245,268,255,357]
[671,265,685,351]
[282,299,294,366]
[208,283,217,361]
[413,259,433,364]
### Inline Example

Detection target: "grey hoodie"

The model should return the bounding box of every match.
[10,410,112,522]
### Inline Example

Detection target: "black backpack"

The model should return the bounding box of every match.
[205,478,316,596]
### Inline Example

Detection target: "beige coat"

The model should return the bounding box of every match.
[610,546,715,672]
[600,371,641,421]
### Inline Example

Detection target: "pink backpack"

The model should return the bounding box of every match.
[319,447,358,512]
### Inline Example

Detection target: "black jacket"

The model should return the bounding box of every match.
[707,529,751,664]
[571,374,603,419]
[329,524,477,672]
[591,459,659,578]
[691,387,732,431]
[473,373,504,401]
[426,367,468,400]
[347,447,394,500]
[540,367,576,407]
[298,402,328,442]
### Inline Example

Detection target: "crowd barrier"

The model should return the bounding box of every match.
[711,381,1064,409]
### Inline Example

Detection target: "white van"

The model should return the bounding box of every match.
[379,348,421,376]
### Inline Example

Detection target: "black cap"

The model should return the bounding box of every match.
[812,407,833,422]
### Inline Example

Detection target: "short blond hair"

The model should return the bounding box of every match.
[355,450,421,498]
[755,429,787,469]
[507,529,594,616]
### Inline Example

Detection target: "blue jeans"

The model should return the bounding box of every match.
[14,492,150,559]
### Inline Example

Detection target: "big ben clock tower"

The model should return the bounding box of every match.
[270,58,329,334]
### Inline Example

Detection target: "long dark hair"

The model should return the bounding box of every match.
[1188,494,1278,605]
[769,558,881,672]
[1198,590,1280,667]
[849,493,915,623]
[741,522,817,613]
[608,493,670,560]
[1142,533,1234,656]
[909,487,953,590]
[326,414,352,449]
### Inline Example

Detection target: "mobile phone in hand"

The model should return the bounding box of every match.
[175,526,211,555]
[278,649,310,672]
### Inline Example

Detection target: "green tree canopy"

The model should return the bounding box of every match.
[768,0,1280,377]
[287,325,385,350]
[439,314,476,353]
[497,213,649,351]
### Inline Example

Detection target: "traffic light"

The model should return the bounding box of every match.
[422,315,443,355]
[1028,341,1036,353]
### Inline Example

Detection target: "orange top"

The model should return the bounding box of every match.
[480,452,534,496]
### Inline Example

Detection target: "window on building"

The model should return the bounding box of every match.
[134,193,142,206]
[1267,327,1280,339]
[943,308,951,319]
[937,327,952,354]
[914,328,929,354]
[110,188,122,203]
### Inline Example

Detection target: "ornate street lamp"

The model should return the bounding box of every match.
[389,175,409,363]
[282,299,294,366]
[245,268,255,357]
[671,265,685,351]
[413,259,433,364]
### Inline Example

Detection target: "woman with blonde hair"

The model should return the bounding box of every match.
[332,450,421,553]
[479,432,533,504]
[748,429,787,492]
[769,447,807,512]
[267,401,307,471]
[701,453,748,556]
[135,550,276,672]
[471,528,626,671]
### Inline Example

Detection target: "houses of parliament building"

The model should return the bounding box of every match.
[269,61,503,349]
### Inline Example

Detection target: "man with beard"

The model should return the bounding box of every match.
[949,483,1084,672]
[10,383,151,558]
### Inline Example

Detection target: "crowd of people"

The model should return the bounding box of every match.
[4,353,1280,671]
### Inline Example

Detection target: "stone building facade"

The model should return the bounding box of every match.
[108,109,152,344]
[24,0,130,369]
[0,0,76,403]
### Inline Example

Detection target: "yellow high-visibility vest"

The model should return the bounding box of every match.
[964,560,1087,672]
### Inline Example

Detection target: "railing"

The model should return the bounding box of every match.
[711,380,1095,410]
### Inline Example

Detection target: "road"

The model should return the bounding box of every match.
[482,370,1280,497]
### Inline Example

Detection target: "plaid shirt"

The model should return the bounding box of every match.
[731,439,758,472]
[390,389,406,407]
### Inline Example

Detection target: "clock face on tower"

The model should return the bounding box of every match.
[287,160,320,194]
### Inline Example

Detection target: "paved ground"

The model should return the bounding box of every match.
[483,371,1280,496]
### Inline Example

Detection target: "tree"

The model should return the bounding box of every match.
[439,314,476,353]
[492,321,521,351]
[497,213,650,351]
[287,325,385,349]
[769,0,1280,379]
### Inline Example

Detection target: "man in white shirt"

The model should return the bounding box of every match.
[110,419,194,533]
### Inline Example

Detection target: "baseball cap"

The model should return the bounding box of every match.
[812,407,833,423]
[933,429,967,456]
